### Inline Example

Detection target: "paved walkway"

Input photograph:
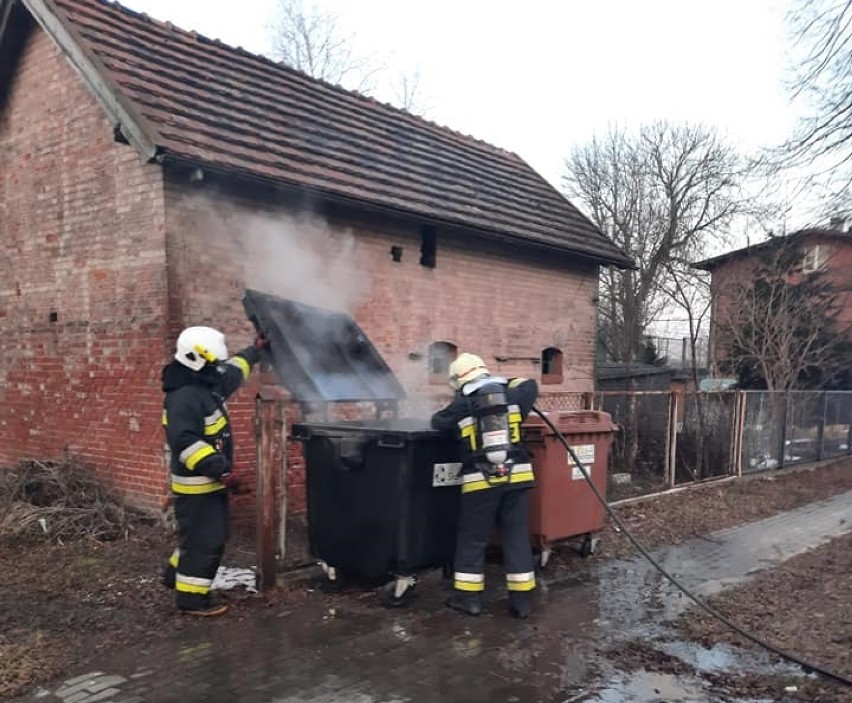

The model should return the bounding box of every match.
[21,492,852,703]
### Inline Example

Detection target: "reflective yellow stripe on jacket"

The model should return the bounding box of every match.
[461,463,535,494]
[203,409,228,436]
[227,355,251,379]
[170,474,226,495]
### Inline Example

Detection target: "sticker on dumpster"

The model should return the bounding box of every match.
[433,462,464,487]
[567,445,595,480]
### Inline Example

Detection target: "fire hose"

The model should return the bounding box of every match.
[531,406,852,688]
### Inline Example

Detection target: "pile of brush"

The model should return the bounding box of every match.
[0,456,152,543]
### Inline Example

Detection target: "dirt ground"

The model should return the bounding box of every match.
[675,531,852,702]
[607,532,852,702]
[1,458,850,700]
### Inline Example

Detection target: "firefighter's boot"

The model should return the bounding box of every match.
[177,593,229,617]
[161,564,176,590]
[509,591,532,619]
[446,590,483,616]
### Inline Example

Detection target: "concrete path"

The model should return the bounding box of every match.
[20,492,852,703]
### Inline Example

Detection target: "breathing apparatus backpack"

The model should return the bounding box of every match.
[457,377,523,479]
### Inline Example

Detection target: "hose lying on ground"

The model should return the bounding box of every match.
[531,406,852,688]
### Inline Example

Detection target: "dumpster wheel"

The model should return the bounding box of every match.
[579,533,599,558]
[380,576,417,608]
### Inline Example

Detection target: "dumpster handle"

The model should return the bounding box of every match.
[377,436,405,449]
[530,405,851,689]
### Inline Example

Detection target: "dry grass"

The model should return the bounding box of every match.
[0,632,70,699]
[0,456,154,544]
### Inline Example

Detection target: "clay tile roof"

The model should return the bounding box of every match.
[31,0,632,266]
[693,227,852,271]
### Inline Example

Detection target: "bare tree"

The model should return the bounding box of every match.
[715,237,851,391]
[564,122,747,365]
[388,67,431,116]
[661,263,713,477]
[269,0,377,92]
[769,0,852,215]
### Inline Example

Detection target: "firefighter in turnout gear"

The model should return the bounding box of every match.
[431,353,539,618]
[161,326,268,616]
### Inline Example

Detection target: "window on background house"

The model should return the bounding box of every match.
[541,347,564,385]
[802,245,829,273]
[428,341,457,384]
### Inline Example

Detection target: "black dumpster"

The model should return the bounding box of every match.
[243,290,461,607]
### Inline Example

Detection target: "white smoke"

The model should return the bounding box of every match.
[187,193,367,314]
[182,192,446,418]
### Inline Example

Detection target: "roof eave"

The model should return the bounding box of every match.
[22,0,160,162]
[158,152,635,269]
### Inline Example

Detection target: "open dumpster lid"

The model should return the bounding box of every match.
[243,289,406,403]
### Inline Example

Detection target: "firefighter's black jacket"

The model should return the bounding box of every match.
[431,376,539,470]
[162,346,260,495]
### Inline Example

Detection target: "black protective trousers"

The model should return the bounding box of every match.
[172,492,229,609]
[452,484,536,594]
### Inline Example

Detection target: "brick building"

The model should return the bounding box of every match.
[0,0,631,526]
[694,224,852,373]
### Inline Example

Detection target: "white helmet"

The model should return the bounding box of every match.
[174,326,228,371]
[448,352,489,390]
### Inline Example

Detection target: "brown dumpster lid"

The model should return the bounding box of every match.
[524,410,616,433]
[243,289,405,403]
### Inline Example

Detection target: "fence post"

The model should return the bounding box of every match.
[730,391,744,477]
[778,391,789,469]
[666,391,680,487]
[817,391,828,462]
[255,391,281,592]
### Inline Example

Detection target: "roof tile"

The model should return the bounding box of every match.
[43,0,631,266]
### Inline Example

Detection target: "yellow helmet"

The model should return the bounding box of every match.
[448,352,489,390]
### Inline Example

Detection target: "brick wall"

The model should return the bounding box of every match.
[0,27,168,510]
[163,177,600,532]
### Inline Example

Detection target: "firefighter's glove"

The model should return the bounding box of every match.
[254,333,270,350]
[220,472,240,492]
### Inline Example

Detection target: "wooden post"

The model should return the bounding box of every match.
[734,391,746,477]
[255,392,280,591]
[666,391,680,488]
[816,391,828,462]
[778,391,789,469]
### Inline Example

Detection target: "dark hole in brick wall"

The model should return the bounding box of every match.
[49,311,58,323]
[390,245,403,262]
[420,226,437,268]
[541,347,563,384]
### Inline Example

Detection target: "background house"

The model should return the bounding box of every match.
[0,0,631,521]
[694,223,852,377]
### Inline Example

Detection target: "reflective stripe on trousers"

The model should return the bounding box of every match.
[453,571,485,592]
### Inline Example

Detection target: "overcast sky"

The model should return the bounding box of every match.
[122,0,801,190]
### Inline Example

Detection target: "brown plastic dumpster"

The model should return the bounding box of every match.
[522,410,616,565]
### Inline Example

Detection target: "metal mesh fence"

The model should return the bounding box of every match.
[784,391,824,466]
[741,390,852,473]
[741,391,784,473]
[675,392,737,483]
[823,392,852,459]
[594,392,670,501]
